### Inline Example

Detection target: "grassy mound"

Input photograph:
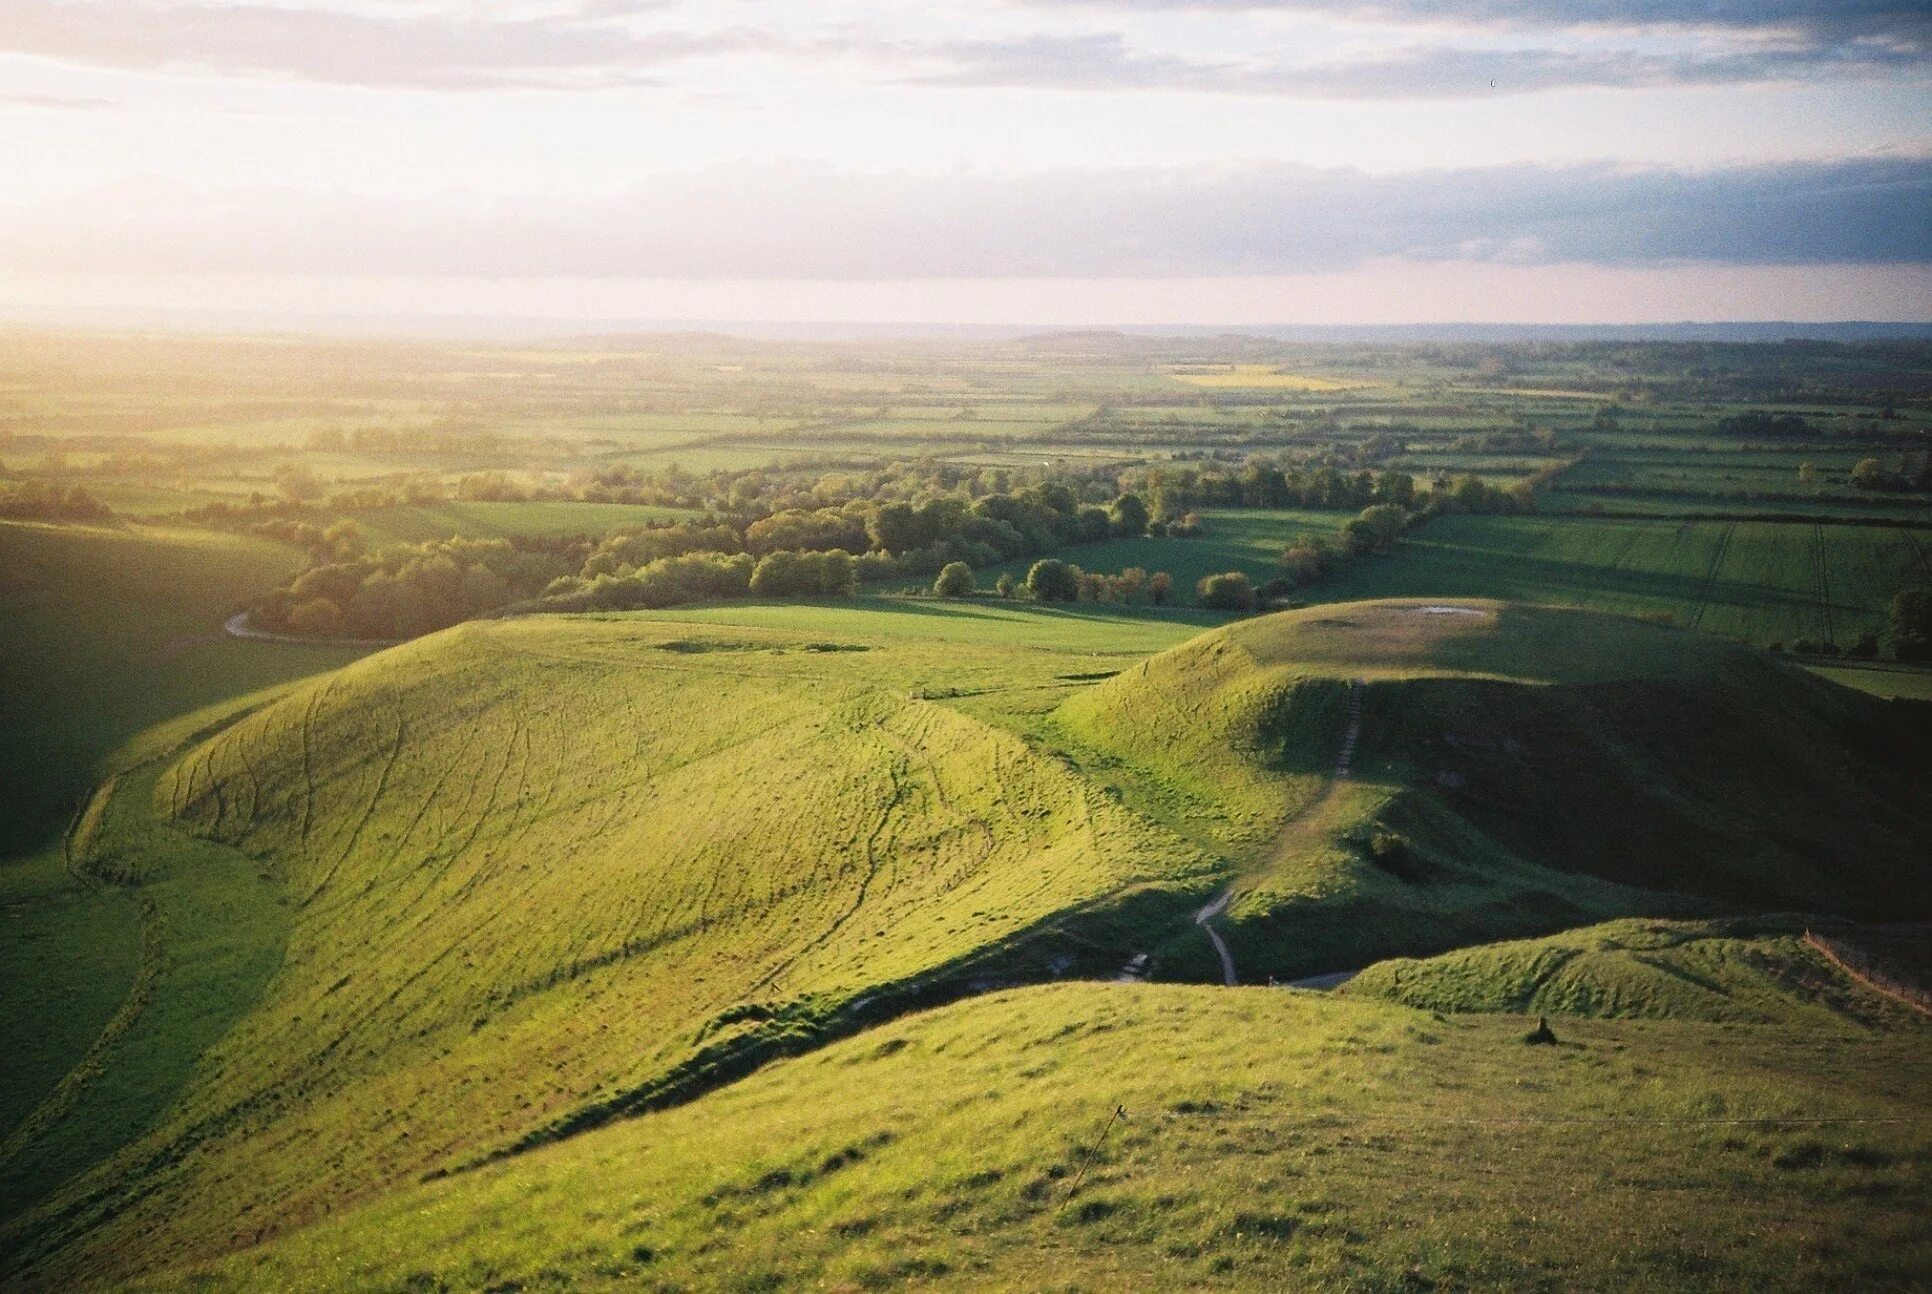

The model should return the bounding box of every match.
[160,982,1930,1293]
[7,612,1209,1285]
[1059,600,1932,979]
[1344,916,1926,1027]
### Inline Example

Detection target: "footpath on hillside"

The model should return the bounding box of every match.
[1119,679,1365,989]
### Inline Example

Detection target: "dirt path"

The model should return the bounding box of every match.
[1124,679,1366,988]
[223,611,399,648]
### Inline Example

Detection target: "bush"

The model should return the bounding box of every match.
[1196,571,1256,612]
[933,561,975,598]
[1025,558,1081,602]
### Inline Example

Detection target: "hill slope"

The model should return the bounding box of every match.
[158,981,1931,1293]
[5,612,1209,1286]
[1344,916,1927,1028]
[1058,600,1932,979]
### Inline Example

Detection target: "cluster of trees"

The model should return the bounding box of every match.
[250,535,591,640]
[999,559,1176,606]
[1849,455,1932,493]
[0,479,113,522]
[1118,460,1534,519]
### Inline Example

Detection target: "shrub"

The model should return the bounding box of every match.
[1025,558,1081,602]
[1196,571,1256,612]
[934,562,975,598]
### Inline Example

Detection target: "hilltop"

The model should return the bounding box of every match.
[1059,599,1932,979]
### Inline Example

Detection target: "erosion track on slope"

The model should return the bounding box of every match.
[1165,677,1367,989]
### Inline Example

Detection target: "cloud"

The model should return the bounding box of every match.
[1020,0,1932,46]
[894,31,1926,97]
[0,90,117,108]
[3,155,1924,279]
[0,0,764,89]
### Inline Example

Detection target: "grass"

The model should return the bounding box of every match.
[7,610,1224,1285]
[157,981,1931,1293]
[1344,915,1924,1027]
[976,508,1347,597]
[1056,601,1932,980]
[348,500,700,546]
[1309,514,1928,647]
[0,521,368,1181]
[0,520,369,857]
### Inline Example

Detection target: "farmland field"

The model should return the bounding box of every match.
[1308,514,1926,646]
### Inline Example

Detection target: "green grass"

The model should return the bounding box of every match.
[1309,515,1928,647]
[1057,601,1932,980]
[0,520,370,857]
[5,611,1222,1285]
[977,508,1347,597]
[156,981,1931,1293]
[1344,915,1923,1027]
[0,522,369,1179]
[348,500,701,545]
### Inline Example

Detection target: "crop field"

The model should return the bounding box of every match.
[1308,515,1926,646]
[348,500,701,545]
[1170,365,1364,390]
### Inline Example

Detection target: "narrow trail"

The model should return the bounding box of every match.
[1123,679,1366,988]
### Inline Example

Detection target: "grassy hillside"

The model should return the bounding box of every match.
[1059,600,1932,980]
[1345,916,1926,1028]
[158,982,1931,1293]
[0,521,367,1187]
[6,610,1217,1286]
[0,520,367,855]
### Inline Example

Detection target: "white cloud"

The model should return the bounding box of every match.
[3,155,1923,279]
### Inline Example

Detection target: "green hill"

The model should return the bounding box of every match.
[154,982,1931,1293]
[1058,599,1932,980]
[1344,916,1927,1028]
[4,611,1212,1286]
[10,596,1930,1288]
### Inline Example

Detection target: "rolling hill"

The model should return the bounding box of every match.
[7,596,1929,1289]
[1058,599,1932,980]
[5,610,1213,1286]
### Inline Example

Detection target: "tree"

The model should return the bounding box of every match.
[1025,558,1081,602]
[934,561,975,598]
[1357,503,1408,553]
[286,596,345,637]
[274,463,324,503]
[994,571,1016,598]
[1108,492,1150,537]
[1196,571,1256,611]
[1797,461,1818,485]
[1851,458,1895,492]
[1888,586,1932,660]
[1146,571,1173,605]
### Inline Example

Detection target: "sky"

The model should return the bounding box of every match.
[0,0,1927,327]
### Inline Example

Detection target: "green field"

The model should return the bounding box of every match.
[1308,515,1926,646]
[975,507,1347,594]
[348,499,702,545]
[10,595,1929,1288]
